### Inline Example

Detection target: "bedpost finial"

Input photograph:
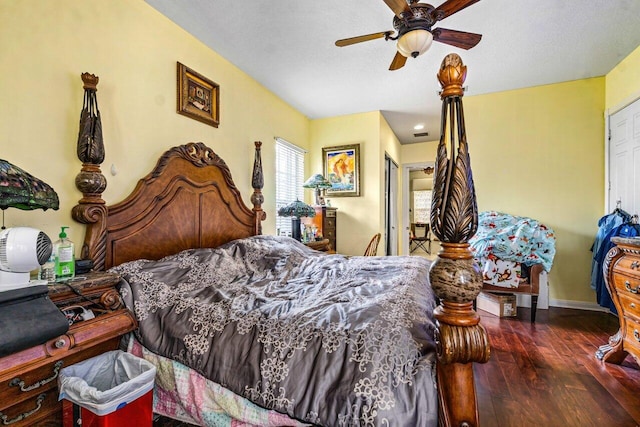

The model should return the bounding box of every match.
[438,53,466,99]
[252,141,264,191]
[251,141,266,234]
[81,72,99,91]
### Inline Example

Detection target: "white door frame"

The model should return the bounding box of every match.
[401,161,434,255]
[385,154,399,255]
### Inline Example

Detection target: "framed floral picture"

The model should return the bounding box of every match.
[322,143,360,197]
[177,62,219,127]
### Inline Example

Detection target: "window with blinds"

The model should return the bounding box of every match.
[275,137,305,237]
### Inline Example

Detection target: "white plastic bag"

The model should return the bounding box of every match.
[58,350,156,416]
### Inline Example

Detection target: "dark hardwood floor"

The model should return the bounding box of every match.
[154,307,640,427]
[476,306,640,427]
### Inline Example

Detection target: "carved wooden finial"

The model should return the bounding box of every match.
[438,53,467,99]
[251,141,266,234]
[73,73,107,267]
[81,72,99,91]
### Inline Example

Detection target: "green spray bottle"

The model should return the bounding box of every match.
[54,226,75,281]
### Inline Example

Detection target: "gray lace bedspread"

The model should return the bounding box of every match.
[113,235,438,426]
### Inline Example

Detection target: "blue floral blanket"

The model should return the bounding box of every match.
[469,211,556,273]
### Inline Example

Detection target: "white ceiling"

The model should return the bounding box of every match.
[146,0,640,144]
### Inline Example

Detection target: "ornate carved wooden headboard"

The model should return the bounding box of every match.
[72,141,265,271]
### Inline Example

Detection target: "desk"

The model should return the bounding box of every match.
[304,239,332,252]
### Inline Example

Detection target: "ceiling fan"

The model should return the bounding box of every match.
[335,0,482,70]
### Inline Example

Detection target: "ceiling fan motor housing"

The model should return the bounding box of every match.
[393,3,437,38]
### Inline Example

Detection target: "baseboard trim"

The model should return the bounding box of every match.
[548,298,612,312]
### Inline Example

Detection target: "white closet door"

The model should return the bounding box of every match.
[609,97,640,216]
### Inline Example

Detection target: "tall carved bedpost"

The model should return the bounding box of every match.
[72,73,109,270]
[251,141,266,235]
[429,54,490,426]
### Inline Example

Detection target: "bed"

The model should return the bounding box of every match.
[71,54,487,426]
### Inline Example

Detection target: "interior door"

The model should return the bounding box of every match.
[385,155,399,255]
[608,97,640,217]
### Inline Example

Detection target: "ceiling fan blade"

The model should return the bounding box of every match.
[383,0,411,17]
[433,0,480,21]
[432,28,482,49]
[389,51,407,71]
[335,31,392,47]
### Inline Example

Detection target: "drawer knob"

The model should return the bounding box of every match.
[632,303,637,309]
[9,360,63,392]
[0,393,46,425]
[55,338,67,349]
[635,330,640,342]
[624,281,639,294]
[632,261,640,270]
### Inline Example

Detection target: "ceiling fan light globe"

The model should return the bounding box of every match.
[396,29,433,58]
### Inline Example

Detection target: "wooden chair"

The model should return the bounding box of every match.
[410,223,431,254]
[363,233,381,256]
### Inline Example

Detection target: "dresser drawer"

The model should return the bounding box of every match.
[619,293,640,322]
[325,217,336,229]
[614,256,640,277]
[623,317,640,358]
[0,387,60,427]
[611,271,640,298]
[324,227,336,240]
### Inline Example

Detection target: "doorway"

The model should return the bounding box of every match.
[401,161,435,255]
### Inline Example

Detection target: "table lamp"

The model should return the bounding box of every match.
[0,159,59,227]
[302,174,332,206]
[277,199,315,241]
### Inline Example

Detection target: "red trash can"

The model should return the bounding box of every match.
[58,350,156,427]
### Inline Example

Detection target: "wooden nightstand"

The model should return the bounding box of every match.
[0,272,136,426]
[302,206,337,252]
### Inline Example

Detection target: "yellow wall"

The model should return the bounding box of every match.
[400,141,439,163]
[606,44,640,110]
[309,112,384,255]
[0,0,309,248]
[402,79,605,305]
[466,78,605,304]
[379,113,402,254]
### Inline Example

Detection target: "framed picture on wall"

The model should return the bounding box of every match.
[322,143,361,197]
[177,62,220,127]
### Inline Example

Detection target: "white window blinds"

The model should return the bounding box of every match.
[275,137,305,237]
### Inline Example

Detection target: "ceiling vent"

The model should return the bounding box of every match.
[414,132,429,138]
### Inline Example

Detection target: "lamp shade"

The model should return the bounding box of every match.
[397,29,433,58]
[303,174,332,206]
[277,199,316,219]
[302,174,332,190]
[0,159,59,211]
